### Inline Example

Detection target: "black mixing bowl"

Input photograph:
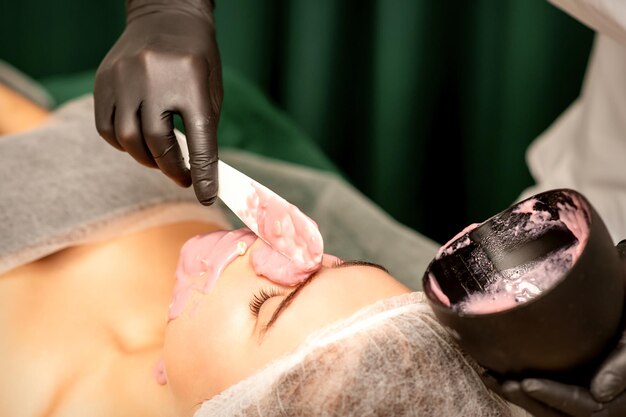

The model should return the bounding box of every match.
[423,188,624,383]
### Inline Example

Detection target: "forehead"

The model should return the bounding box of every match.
[282,265,400,314]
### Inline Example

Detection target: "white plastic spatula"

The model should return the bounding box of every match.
[214,158,270,236]
[173,130,324,263]
[174,129,265,235]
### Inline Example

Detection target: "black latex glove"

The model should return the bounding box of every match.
[481,240,626,416]
[94,0,222,205]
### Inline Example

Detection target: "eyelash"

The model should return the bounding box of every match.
[249,287,283,317]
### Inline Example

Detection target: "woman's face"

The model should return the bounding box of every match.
[163,233,410,416]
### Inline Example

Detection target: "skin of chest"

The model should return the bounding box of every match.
[0,221,219,417]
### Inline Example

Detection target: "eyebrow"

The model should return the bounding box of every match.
[260,260,387,338]
[335,260,389,273]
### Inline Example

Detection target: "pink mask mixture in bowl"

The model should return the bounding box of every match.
[429,192,589,314]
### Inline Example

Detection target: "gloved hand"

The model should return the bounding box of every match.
[481,239,626,416]
[94,0,222,205]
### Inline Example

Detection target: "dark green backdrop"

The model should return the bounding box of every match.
[1,0,594,244]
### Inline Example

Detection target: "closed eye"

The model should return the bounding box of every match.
[259,259,388,338]
[249,287,283,317]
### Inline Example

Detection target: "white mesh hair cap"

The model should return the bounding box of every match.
[195,292,526,417]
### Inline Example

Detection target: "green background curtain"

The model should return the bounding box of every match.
[1,0,594,244]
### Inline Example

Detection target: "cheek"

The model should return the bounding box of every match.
[163,298,220,411]
[163,291,254,409]
[163,295,237,411]
[256,314,312,364]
